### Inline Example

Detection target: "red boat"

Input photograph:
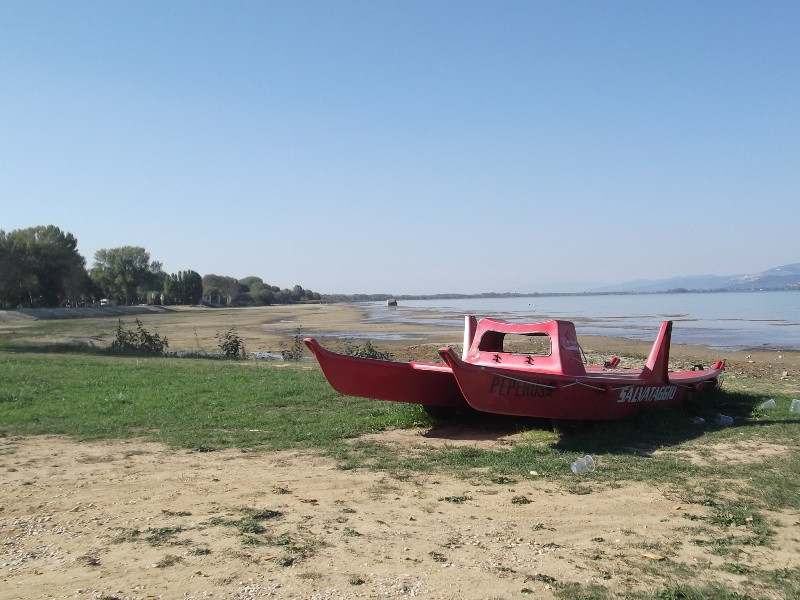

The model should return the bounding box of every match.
[304,316,724,421]
[303,338,466,408]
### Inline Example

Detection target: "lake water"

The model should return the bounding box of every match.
[365,291,800,351]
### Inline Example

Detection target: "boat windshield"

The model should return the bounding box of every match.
[478,332,552,356]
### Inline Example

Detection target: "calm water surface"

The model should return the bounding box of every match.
[365,291,800,351]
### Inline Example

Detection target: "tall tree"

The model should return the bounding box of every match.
[183,270,203,304]
[90,246,156,305]
[0,231,25,307]
[0,226,88,307]
[163,270,203,305]
[145,261,166,296]
[202,274,245,305]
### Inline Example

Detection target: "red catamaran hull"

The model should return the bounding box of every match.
[305,318,724,420]
[303,338,466,408]
[437,346,722,420]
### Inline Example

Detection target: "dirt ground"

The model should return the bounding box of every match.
[2,434,798,600]
[1,304,799,599]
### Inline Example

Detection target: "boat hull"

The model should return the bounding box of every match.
[305,318,725,421]
[304,338,466,408]
[438,347,722,420]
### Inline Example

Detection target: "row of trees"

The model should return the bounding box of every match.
[202,274,320,306]
[0,225,320,309]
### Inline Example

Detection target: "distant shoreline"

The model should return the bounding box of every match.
[323,287,799,303]
[354,292,800,353]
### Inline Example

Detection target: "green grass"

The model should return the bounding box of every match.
[0,350,425,449]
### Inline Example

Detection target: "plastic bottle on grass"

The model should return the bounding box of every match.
[571,455,595,474]
[715,414,733,427]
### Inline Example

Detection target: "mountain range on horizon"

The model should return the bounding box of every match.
[328,264,799,300]
[585,263,800,294]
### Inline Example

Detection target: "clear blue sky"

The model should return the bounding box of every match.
[3,1,798,294]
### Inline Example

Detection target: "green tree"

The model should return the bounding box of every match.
[202,274,245,305]
[0,226,88,307]
[239,276,264,289]
[0,231,25,307]
[163,270,203,305]
[239,276,276,305]
[90,246,158,305]
[251,287,275,305]
[144,261,166,300]
[199,274,318,306]
[273,288,292,303]
[183,270,203,305]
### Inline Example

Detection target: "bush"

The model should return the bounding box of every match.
[339,340,393,361]
[281,328,305,361]
[111,319,169,355]
[216,327,245,358]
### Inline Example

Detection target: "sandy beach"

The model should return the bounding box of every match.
[1,303,798,599]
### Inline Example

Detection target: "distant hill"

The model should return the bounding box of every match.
[591,263,800,293]
[320,264,800,300]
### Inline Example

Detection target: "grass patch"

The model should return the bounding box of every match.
[342,527,361,537]
[206,507,313,561]
[208,507,284,536]
[648,584,755,599]
[154,554,182,568]
[145,526,184,546]
[0,351,426,450]
[440,494,471,503]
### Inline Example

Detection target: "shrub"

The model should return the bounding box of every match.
[281,328,305,361]
[111,319,168,355]
[216,327,245,358]
[339,339,393,361]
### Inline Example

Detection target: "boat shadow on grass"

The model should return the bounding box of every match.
[556,386,800,457]
[422,386,796,458]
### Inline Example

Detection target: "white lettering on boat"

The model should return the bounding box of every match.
[617,385,677,403]
[489,376,553,398]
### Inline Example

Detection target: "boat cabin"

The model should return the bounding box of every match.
[463,316,588,376]
[462,316,673,382]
